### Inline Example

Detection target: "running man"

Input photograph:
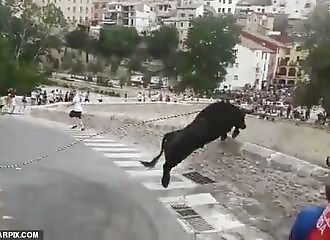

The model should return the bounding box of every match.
[68,90,85,131]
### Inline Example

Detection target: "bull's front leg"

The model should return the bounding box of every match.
[232,127,240,139]
[221,134,228,141]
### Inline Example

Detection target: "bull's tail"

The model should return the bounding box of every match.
[140,134,168,168]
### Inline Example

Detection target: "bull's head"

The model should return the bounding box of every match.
[231,107,247,139]
[235,107,247,130]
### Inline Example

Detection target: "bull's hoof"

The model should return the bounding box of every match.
[161,173,170,188]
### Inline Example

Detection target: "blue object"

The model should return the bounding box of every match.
[289,205,325,240]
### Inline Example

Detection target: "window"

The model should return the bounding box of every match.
[181,13,185,17]
[68,7,70,11]
[86,7,88,13]
[223,0,225,3]
[180,22,184,27]
[234,75,238,81]
[73,6,76,12]
[235,63,239,68]
[222,8,225,13]
[94,3,99,9]
[189,22,192,27]
[229,0,232,3]
[218,8,221,13]
[228,8,231,13]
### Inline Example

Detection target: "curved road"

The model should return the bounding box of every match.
[0,116,191,240]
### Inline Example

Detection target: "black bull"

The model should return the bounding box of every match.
[140,101,247,188]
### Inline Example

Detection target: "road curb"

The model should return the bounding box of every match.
[30,107,329,181]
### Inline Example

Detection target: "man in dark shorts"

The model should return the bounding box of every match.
[68,90,85,131]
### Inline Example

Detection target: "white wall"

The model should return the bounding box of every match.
[236,0,316,19]
[135,5,157,33]
[255,50,271,89]
[284,0,316,19]
[224,45,257,89]
[33,0,93,25]
[206,0,238,14]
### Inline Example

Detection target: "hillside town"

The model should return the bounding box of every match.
[32,0,324,90]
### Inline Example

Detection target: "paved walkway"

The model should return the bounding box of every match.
[16,115,273,240]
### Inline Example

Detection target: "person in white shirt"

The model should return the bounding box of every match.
[68,90,85,131]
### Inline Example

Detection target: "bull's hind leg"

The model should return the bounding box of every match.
[161,161,174,188]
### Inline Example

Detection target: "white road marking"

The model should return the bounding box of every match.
[143,181,197,191]
[92,147,138,153]
[83,139,114,143]
[159,193,218,206]
[114,161,143,167]
[2,216,13,220]
[104,152,141,159]
[126,169,163,177]
[85,143,127,147]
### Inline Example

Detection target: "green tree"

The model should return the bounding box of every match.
[98,25,140,60]
[145,26,179,81]
[0,1,66,63]
[0,1,65,94]
[71,60,85,76]
[305,42,330,114]
[65,25,93,63]
[0,37,45,95]
[146,26,179,59]
[177,15,241,96]
[300,6,330,49]
[87,60,104,75]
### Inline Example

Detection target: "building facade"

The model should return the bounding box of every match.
[236,0,316,19]
[222,35,273,90]
[93,1,157,33]
[33,0,93,25]
[203,0,239,14]
[163,3,204,48]
[274,42,309,86]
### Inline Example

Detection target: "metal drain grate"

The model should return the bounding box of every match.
[185,216,215,232]
[182,171,215,185]
[170,204,215,232]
